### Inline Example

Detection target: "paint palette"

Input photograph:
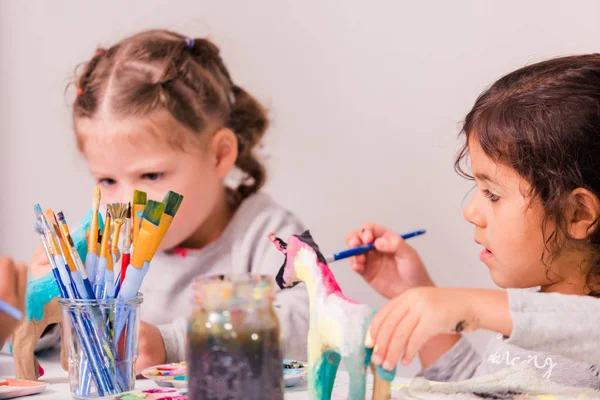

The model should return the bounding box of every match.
[141,362,187,388]
[283,359,307,387]
[102,387,188,399]
[143,359,307,390]
[0,379,49,399]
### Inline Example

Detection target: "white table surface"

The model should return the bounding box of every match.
[0,350,411,399]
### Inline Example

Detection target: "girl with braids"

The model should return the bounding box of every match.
[30,29,309,371]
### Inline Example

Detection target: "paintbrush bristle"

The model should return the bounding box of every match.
[92,187,101,212]
[127,202,131,218]
[33,221,44,235]
[45,209,58,227]
[108,203,127,254]
[162,191,183,218]
[142,200,166,226]
[34,204,43,218]
[133,190,147,205]
[56,212,67,224]
[107,203,128,222]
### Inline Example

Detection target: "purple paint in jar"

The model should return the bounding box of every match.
[187,275,284,400]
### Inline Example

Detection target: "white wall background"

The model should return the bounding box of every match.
[2,0,600,376]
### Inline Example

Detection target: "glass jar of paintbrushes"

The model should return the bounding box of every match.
[58,295,143,398]
[32,187,184,398]
[188,274,284,400]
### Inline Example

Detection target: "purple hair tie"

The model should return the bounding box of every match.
[185,38,195,48]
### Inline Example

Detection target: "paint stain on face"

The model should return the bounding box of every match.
[454,320,467,333]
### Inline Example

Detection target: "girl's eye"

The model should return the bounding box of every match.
[483,189,500,202]
[141,173,163,181]
[98,178,117,187]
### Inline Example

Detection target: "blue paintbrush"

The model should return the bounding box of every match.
[325,229,426,263]
[0,300,22,321]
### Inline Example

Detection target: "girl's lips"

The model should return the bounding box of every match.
[480,248,493,261]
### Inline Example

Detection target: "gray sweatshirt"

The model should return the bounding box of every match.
[420,289,600,389]
[145,192,309,363]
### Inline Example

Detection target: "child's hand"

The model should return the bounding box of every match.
[30,244,52,279]
[368,288,511,370]
[136,321,166,374]
[0,257,28,346]
[368,287,479,370]
[346,223,433,299]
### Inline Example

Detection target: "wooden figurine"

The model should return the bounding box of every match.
[270,231,396,400]
[12,274,67,380]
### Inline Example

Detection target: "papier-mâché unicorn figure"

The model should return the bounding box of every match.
[270,231,396,400]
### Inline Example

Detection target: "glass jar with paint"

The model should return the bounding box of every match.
[187,274,284,400]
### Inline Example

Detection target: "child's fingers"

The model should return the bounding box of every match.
[30,244,51,279]
[0,257,17,295]
[368,298,401,343]
[350,254,366,274]
[347,230,367,273]
[360,222,395,243]
[360,226,401,255]
[360,222,391,243]
[31,244,47,262]
[380,311,421,370]
[401,318,430,366]
[369,301,409,362]
[360,223,375,243]
[346,230,363,247]
[373,233,400,253]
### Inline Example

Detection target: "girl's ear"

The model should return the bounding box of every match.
[210,128,238,179]
[567,188,600,239]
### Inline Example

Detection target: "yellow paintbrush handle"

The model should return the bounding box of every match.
[100,216,112,258]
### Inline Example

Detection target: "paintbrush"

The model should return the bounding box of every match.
[46,210,76,270]
[132,191,182,261]
[56,212,95,299]
[115,191,184,297]
[119,203,132,285]
[35,205,79,299]
[86,187,101,283]
[106,204,127,299]
[132,190,147,245]
[0,300,22,321]
[33,220,69,297]
[116,200,168,390]
[46,208,90,300]
[157,191,183,240]
[94,211,111,299]
[325,229,427,263]
[107,204,127,263]
[118,200,166,299]
[114,200,166,386]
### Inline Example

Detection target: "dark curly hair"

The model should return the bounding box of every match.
[455,54,600,296]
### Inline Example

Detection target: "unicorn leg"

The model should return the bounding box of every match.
[370,363,392,400]
[364,344,395,400]
[309,349,341,400]
[344,352,369,400]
